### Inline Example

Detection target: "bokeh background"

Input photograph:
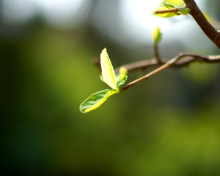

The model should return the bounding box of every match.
[1,0,220,175]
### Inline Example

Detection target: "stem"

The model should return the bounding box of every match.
[183,0,220,48]
[117,54,220,73]
[121,53,220,92]
[122,55,181,91]
[155,8,179,14]
[154,43,162,63]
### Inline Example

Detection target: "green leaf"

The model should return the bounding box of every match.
[80,89,119,113]
[100,48,118,90]
[154,7,177,18]
[178,7,190,15]
[163,2,175,9]
[80,48,128,113]
[117,75,127,88]
[153,26,162,44]
[116,67,128,88]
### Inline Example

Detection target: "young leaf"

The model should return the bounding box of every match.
[100,48,118,90]
[117,75,127,88]
[178,7,190,15]
[154,7,177,18]
[163,3,175,9]
[100,67,128,88]
[80,48,128,113]
[153,26,162,44]
[116,67,128,88]
[80,89,119,113]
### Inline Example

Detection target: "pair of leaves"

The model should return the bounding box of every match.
[100,49,127,90]
[154,1,190,18]
[80,48,127,113]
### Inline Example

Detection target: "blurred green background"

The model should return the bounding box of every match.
[1,0,220,175]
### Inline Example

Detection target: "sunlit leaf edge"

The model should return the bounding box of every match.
[80,89,119,113]
[162,0,184,7]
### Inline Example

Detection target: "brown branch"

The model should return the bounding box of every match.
[120,0,220,91]
[93,53,220,74]
[121,53,220,91]
[119,54,220,73]
[92,0,220,94]
[183,0,220,48]
[121,54,185,91]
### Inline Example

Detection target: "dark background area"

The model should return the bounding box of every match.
[1,0,220,175]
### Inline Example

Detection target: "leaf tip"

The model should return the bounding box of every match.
[101,48,107,55]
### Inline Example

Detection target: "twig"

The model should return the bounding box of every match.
[154,43,162,63]
[121,53,220,92]
[121,54,183,91]
[92,0,220,94]
[119,54,220,73]
[183,0,220,48]
[155,8,179,14]
[93,53,220,74]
